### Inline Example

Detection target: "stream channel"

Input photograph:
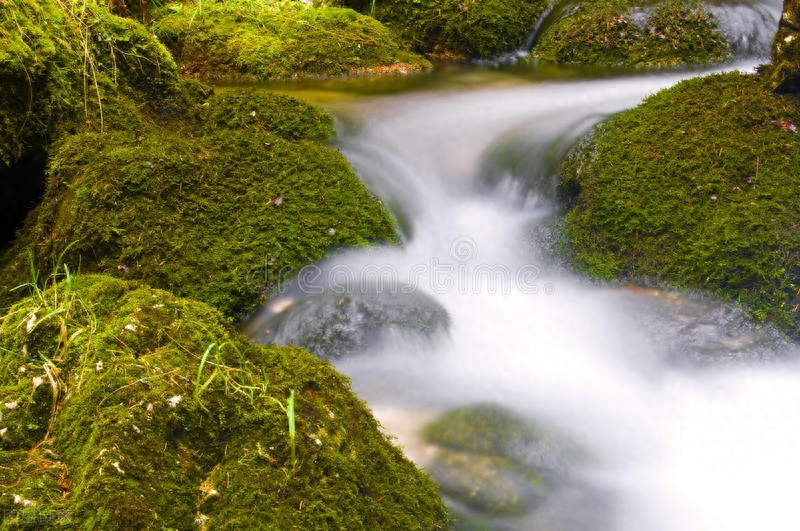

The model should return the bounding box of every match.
[241,2,800,529]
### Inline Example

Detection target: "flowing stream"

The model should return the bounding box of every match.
[243,2,800,529]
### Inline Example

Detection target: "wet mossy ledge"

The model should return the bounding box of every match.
[331,0,548,59]
[0,274,449,528]
[0,89,398,319]
[151,0,431,80]
[532,0,732,67]
[559,72,800,337]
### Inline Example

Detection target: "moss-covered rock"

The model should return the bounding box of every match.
[0,273,449,528]
[0,0,78,248]
[336,0,547,58]
[559,72,800,336]
[0,0,192,248]
[0,90,397,319]
[152,0,430,80]
[423,404,575,520]
[763,0,800,93]
[532,0,732,67]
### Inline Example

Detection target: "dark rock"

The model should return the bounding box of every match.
[244,282,450,359]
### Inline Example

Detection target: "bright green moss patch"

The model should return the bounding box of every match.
[337,0,547,58]
[152,0,430,80]
[560,72,800,335]
[0,91,397,319]
[0,274,448,529]
[533,0,732,67]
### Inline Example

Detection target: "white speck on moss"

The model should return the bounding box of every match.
[124,323,138,332]
[0,428,7,437]
[168,396,182,408]
[111,462,125,475]
[5,401,18,410]
[95,360,104,372]
[25,312,36,333]
[32,376,43,389]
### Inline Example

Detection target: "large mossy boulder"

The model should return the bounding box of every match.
[532,0,732,67]
[0,0,187,248]
[559,72,800,336]
[333,0,548,59]
[0,274,448,528]
[152,0,430,79]
[764,0,800,93]
[0,90,397,319]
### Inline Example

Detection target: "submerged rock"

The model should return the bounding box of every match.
[245,283,450,359]
[422,403,579,522]
[0,274,448,528]
[616,286,796,366]
[434,450,547,516]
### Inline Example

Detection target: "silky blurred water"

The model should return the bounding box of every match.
[244,2,800,528]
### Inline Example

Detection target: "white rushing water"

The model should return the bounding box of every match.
[245,3,800,528]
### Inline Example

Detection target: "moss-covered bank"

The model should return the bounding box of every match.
[532,0,732,67]
[0,274,449,528]
[0,90,397,319]
[152,0,430,80]
[332,0,548,59]
[559,72,800,335]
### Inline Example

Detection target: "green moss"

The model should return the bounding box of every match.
[424,404,538,456]
[0,0,77,166]
[152,0,430,80]
[0,90,397,319]
[336,0,547,58]
[532,0,732,67]
[0,274,449,529]
[0,0,186,159]
[560,72,800,335]
[0,0,195,248]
